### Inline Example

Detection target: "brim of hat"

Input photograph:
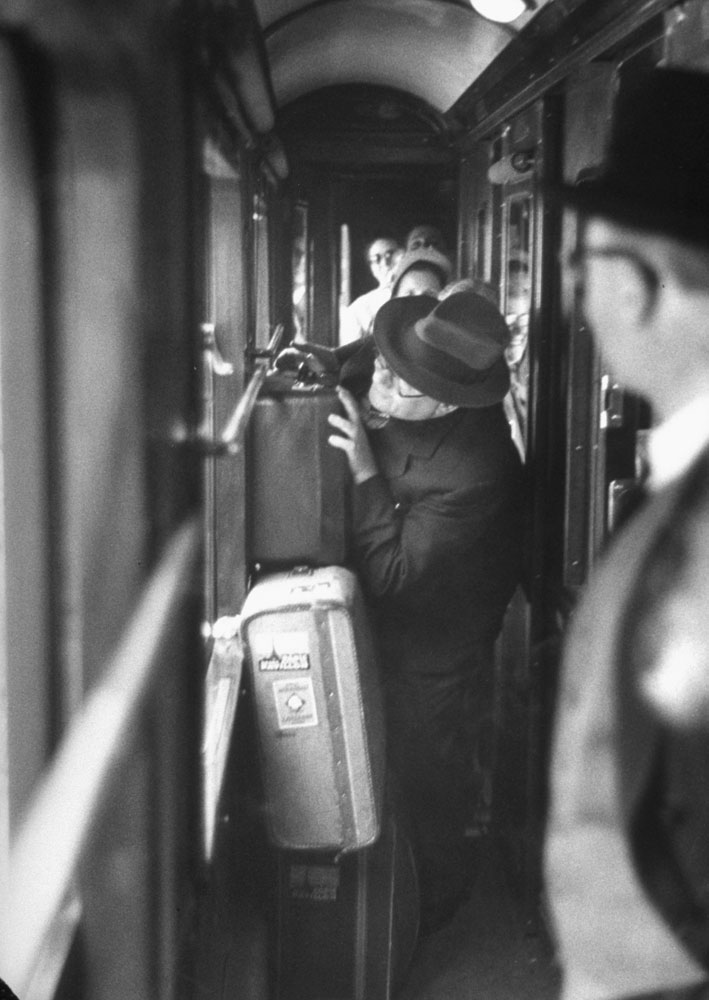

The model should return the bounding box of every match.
[373,296,510,408]
[551,179,709,247]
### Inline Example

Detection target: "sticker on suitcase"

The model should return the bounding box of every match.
[253,631,311,672]
[272,677,319,728]
[287,862,340,901]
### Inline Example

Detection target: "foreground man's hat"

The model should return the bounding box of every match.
[373,292,510,407]
[557,67,709,246]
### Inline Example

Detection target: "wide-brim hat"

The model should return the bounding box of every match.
[372,292,510,408]
[555,68,709,246]
[390,246,453,295]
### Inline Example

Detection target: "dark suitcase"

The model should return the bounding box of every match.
[240,566,385,853]
[247,380,349,568]
[274,798,420,1000]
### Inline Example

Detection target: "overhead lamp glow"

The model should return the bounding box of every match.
[471,0,533,24]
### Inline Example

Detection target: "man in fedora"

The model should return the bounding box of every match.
[328,291,524,932]
[546,68,709,999]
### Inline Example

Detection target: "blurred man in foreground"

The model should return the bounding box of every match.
[546,67,709,1000]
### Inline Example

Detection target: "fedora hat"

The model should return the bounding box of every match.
[372,292,510,407]
[557,68,709,246]
[390,246,453,295]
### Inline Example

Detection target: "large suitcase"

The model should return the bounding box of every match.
[274,796,420,1000]
[247,381,349,568]
[240,566,385,853]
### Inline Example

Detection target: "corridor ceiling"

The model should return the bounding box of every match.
[255,0,554,113]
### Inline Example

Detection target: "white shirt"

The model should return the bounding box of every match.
[339,285,390,346]
[647,392,709,491]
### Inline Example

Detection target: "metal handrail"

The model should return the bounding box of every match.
[0,518,201,996]
[183,323,284,456]
[217,323,284,454]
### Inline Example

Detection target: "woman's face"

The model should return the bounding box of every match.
[395,266,443,298]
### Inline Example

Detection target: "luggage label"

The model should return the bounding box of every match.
[249,629,322,730]
[272,677,319,729]
[287,862,341,902]
[253,630,311,673]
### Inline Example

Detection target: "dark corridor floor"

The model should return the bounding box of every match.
[396,836,560,1000]
[187,829,561,1000]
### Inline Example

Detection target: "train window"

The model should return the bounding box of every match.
[476,204,490,282]
[338,222,351,345]
[504,194,532,451]
[292,201,310,342]
[253,187,270,349]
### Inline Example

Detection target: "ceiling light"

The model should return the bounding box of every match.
[471,0,536,24]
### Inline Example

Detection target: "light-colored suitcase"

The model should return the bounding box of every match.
[240,566,385,853]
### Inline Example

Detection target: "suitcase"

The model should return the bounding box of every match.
[240,566,385,853]
[247,380,349,568]
[274,795,420,1000]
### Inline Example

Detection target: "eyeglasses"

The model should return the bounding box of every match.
[368,249,397,265]
[566,246,659,297]
[373,350,425,398]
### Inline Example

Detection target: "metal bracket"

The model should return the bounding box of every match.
[600,374,624,429]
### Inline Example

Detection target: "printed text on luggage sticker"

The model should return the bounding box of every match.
[254,631,311,671]
[273,677,318,728]
[288,863,340,901]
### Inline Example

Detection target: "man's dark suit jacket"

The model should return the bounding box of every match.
[350,403,524,675]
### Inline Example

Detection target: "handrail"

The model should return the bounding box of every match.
[174,324,284,456]
[218,323,284,454]
[0,518,201,996]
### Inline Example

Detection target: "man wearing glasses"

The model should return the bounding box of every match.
[339,236,402,345]
[545,69,709,1000]
[328,291,524,933]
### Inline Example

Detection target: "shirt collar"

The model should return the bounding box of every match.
[647,392,709,491]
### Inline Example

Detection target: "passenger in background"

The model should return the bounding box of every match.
[390,245,453,298]
[546,68,709,1000]
[328,246,454,394]
[279,247,453,395]
[327,292,524,934]
[405,224,446,254]
[339,235,401,345]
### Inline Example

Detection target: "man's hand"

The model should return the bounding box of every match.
[273,345,310,372]
[274,344,339,383]
[328,388,379,484]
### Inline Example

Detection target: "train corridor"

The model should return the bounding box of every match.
[188,797,560,1000]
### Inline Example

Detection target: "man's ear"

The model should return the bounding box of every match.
[433,401,458,417]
